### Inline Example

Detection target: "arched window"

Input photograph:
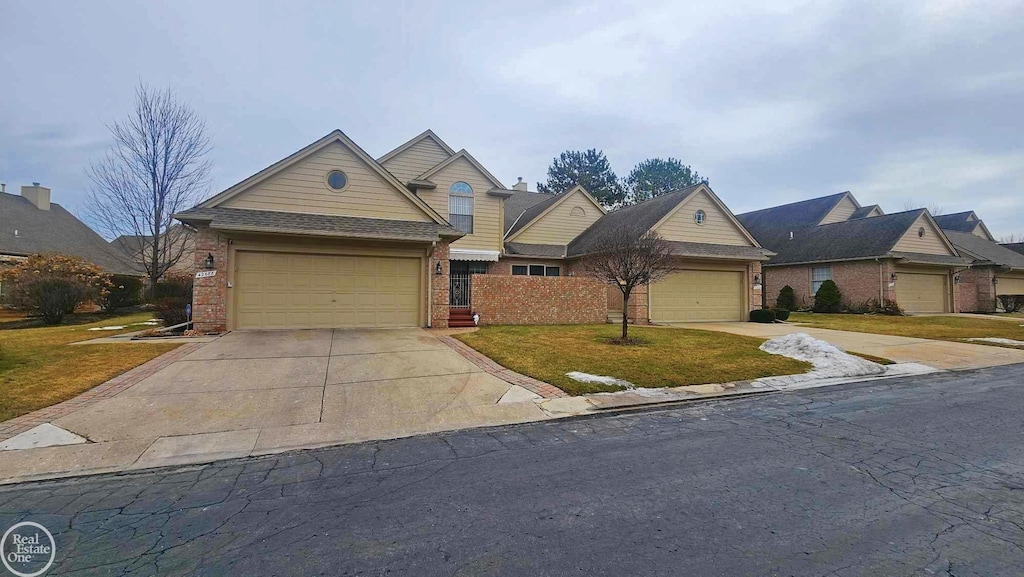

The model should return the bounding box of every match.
[694,210,706,225]
[449,182,474,233]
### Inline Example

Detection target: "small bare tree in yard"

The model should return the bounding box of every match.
[88,83,211,296]
[578,224,676,342]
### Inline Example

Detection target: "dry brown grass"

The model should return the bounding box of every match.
[456,325,811,396]
[0,312,178,421]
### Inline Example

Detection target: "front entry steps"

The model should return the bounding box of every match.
[449,308,477,328]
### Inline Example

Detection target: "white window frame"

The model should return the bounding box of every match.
[449,181,474,234]
[811,266,832,294]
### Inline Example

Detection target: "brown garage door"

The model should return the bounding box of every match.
[650,270,745,322]
[895,272,948,314]
[234,251,421,329]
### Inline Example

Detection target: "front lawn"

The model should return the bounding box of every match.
[0,312,179,422]
[789,313,1024,348]
[455,325,811,396]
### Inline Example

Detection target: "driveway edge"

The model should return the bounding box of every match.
[437,335,568,399]
[0,343,206,442]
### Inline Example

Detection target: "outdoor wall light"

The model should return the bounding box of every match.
[753,273,761,286]
[954,275,962,285]
[993,277,999,285]
[204,253,215,269]
[435,262,443,276]
[890,272,898,282]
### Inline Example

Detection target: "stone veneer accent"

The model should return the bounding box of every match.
[471,275,606,325]
[192,225,230,333]
[430,241,450,328]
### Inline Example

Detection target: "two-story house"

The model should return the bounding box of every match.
[176,130,771,332]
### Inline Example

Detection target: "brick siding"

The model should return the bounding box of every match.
[192,225,229,333]
[471,274,606,325]
[957,266,996,313]
[430,241,451,328]
[765,260,893,309]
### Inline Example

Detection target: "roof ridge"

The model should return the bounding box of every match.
[737,191,849,217]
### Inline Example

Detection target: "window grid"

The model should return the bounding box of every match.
[449,182,474,234]
[811,266,832,294]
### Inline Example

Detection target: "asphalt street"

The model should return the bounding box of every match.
[3,364,1024,576]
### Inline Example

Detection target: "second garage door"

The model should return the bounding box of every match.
[234,251,421,329]
[650,270,745,322]
[996,274,1024,296]
[895,272,948,314]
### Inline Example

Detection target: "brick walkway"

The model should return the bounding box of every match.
[437,335,568,399]
[0,343,206,442]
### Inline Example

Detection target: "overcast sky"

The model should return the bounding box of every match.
[2,0,1022,238]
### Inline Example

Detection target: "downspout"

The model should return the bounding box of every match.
[427,242,435,328]
[876,258,884,303]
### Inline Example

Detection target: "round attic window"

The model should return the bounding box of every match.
[918,227,926,238]
[694,210,707,225]
[326,170,349,191]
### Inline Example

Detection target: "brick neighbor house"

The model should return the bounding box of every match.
[737,192,971,314]
[174,129,771,332]
[939,228,1024,312]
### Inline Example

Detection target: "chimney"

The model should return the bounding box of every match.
[21,183,51,211]
[1,183,6,194]
[789,231,794,240]
[513,177,528,192]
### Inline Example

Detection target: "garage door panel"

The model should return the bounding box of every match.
[997,276,1024,296]
[895,272,948,314]
[234,251,420,329]
[651,270,745,322]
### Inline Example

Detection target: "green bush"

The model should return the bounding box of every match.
[813,280,842,313]
[0,254,110,324]
[750,309,777,323]
[151,273,194,301]
[100,274,144,312]
[154,297,190,327]
[776,285,797,311]
[773,309,791,321]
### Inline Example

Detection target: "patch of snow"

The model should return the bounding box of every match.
[87,325,126,331]
[759,333,886,379]
[566,371,637,389]
[131,320,161,326]
[966,337,1024,346]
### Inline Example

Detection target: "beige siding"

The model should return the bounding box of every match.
[416,157,502,252]
[512,189,603,245]
[865,207,883,218]
[894,269,949,313]
[820,195,858,224]
[972,226,990,240]
[223,142,431,222]
[653,190,752,247]
[893,214,956,255]
[380,137,452,183]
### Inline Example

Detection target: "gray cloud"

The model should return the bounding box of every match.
[1,0,1021,238]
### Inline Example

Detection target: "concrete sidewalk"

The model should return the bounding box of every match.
[669,322,1024,370]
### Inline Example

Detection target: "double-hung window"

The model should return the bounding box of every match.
[811,266,832,294]
[448,181,474,234]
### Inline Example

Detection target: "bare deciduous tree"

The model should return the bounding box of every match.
[577,224,676,341]
[88,83,211,295]
[901,199,945,215]
[1000,233,1024,244]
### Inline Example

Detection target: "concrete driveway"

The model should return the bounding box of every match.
[671,322,1024,370]
[2,329,550,480]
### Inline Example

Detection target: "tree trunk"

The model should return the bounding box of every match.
[621,288,631,340]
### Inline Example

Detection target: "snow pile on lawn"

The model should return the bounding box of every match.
[967,337,1024,346]
[759,333,886,378]
[566,372,637,389]
[131,319,161,326]
[87,325,126,331]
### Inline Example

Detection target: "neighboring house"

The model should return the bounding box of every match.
[940,230,1024,312]
[110,224,196,277]
[175,129,770,332]
[738,192,969,314]
[933,211,996,242]
[0,183,136,297]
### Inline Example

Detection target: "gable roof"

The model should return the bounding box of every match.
[566,184,765,259]
[934,211,995,240]
[195,130,449,225]
[504,185,606,241]
[1003,243,1024,256]
[376,129,455,165]
[736,192,854,249]
[504,190,557,234]
[851,205,883,219]
[416,149,506,190]
[0,192,135,274]
[944,231,1024,270]
[762,209,965,266]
